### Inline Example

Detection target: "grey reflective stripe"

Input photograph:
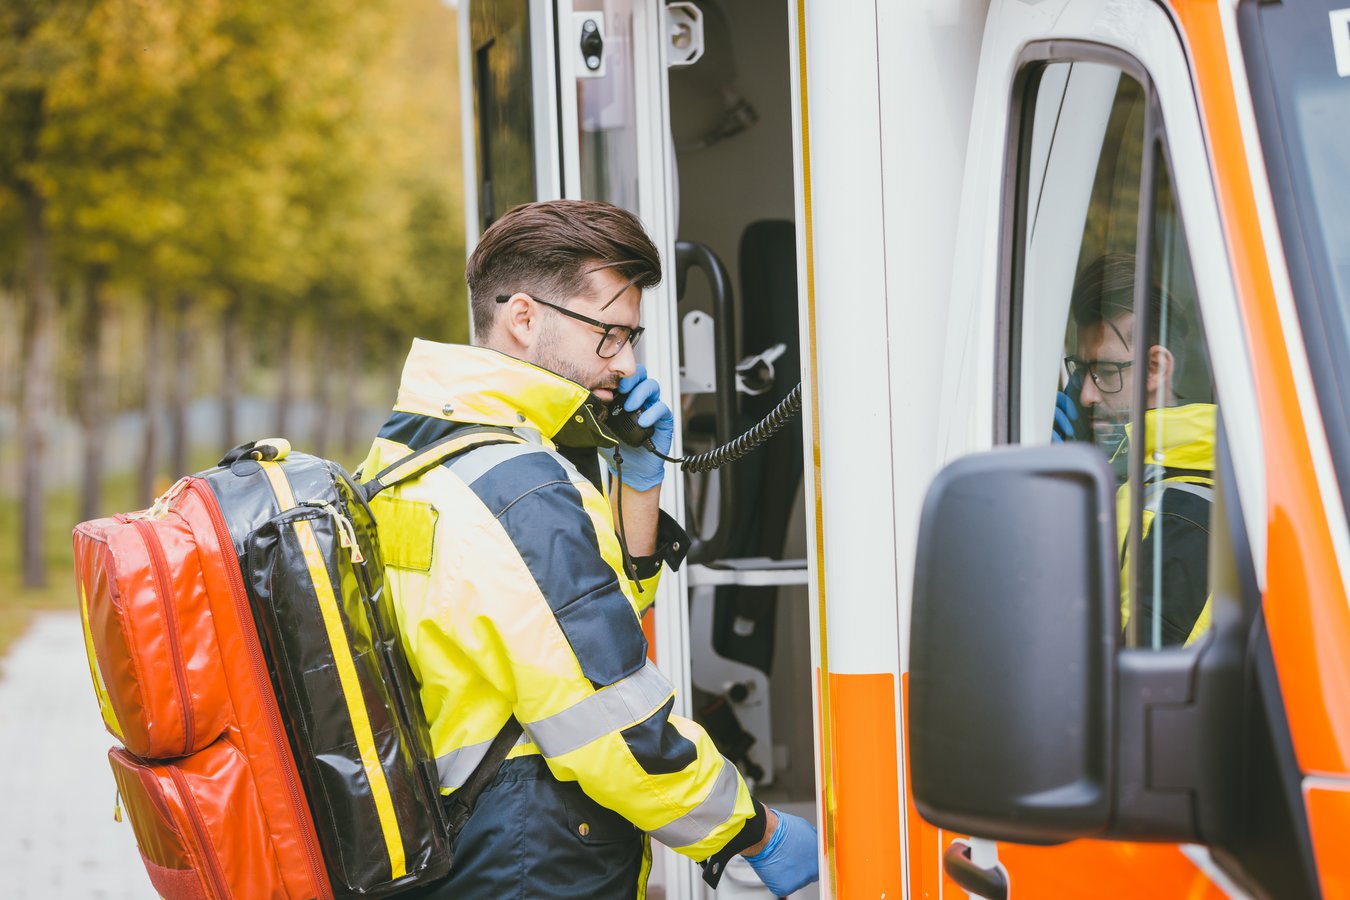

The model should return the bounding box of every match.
[512,426,545,445]
[448,441,548,486]
[436,738,492,791]
[1144,480,1214,513]
[437,730,531,790]
[523,663,673,758]
[649,757,742,849]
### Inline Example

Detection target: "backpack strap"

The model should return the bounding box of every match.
[365,425,531,835]
[444,717,526,839]
[363,425,526,502]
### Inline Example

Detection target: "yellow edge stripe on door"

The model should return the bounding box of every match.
[80,580,123,739]
[295,517,407,879]
[260,460,406,879]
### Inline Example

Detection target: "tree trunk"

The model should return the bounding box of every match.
[274,315,295,438]
[337,331,361,459]
[220,292,240,447]
[168,292,194,477]
[16,181,56,589]
[312,325,335,457]
[78,265,108,523]
[139,291,164,505]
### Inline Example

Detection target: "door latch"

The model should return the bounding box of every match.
[574,12,605,78]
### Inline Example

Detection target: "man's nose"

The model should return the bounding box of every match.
[610,340,637,381]
[1078,375,1102,407]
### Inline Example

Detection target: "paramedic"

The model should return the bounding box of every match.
[364,200,819,898]
[1052,253,1216,647]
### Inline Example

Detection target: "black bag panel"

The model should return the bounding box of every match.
[212,452,451,897]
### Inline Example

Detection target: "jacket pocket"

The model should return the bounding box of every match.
[552,579,647,687]
[561,781,640,847]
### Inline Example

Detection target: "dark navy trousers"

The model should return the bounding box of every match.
[404,756,648,900]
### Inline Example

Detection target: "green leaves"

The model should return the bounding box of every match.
[1,0,468,351]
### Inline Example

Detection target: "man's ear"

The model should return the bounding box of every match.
[494,293,539,351]
[1146,344,1174,393]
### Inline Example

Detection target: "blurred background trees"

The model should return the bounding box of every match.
[0,0,467,614]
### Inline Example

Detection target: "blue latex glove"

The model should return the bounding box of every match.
[599,365,674,492]
[744,809,819,897]
[1052,371,1084,443]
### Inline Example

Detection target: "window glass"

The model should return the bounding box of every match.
[1013,60,1216,650]
[1134,153,1215,649]
[575,0,641,211]
[471,0,537,230]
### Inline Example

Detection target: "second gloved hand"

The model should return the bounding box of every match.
[1052,370,1085,443]
[744,809,819,897]
[600,365,674,492]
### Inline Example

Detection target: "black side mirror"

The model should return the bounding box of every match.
[909,444,1119,843]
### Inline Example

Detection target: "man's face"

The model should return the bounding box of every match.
[528,266,641,399]
[1074,313,1136,441]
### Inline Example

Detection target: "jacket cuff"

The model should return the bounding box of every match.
[629,510,690,579]
[698,797,768,888]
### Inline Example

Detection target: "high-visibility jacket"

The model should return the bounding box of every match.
[359,340,767,888]
[1115,402,1216,647]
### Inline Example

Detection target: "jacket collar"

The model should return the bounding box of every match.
[392,339,617,447]
[1121,402,1216,471]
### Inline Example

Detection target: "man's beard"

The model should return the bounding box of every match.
[533,320,619,394]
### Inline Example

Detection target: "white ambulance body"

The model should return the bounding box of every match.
[460,0,1350,896]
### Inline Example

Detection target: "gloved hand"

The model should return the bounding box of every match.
[599,365,674,492]
[744,808,819,897]
[1052,371,1084,443]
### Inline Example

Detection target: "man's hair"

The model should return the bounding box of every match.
[466,200,662,342]
[1070,251,1188,350]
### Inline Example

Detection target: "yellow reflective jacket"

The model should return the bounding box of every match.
[1116,402,1217,647]
[359,340,766,874]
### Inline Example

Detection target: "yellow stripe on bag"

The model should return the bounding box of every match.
[80,581,123,739]
[262,459,406,878]
[295,517,406,879]
[261,461,298,510]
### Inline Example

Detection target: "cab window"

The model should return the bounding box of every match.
[1007,57,1216,650]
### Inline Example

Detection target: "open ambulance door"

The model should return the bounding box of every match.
[463,2,819,898]
[907,1,1321,897]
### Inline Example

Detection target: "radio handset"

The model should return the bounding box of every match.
[605,391,658,450]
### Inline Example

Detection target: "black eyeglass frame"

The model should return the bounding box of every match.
[496,293,645,359]
[1064,355,1135,395]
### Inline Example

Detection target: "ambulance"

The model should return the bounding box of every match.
[458,0,1350,896]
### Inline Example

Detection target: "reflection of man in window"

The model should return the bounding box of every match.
[1057,253,1216,647]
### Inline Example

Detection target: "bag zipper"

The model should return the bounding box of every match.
[109,749,177,829]
[188,479,332,900]
[166,766,233,899]
[132,519,194,756]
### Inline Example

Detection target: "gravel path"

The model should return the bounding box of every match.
[0,612,153,898]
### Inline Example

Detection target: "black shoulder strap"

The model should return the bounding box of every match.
[445,717,525,838]
[367,425,531,835]
[363,425,525,502]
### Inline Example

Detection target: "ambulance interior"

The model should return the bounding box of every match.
[662,0,817,893]
[664,0,816,842]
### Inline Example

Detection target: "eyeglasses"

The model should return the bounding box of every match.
[1065,355,1134,395]
[497,294,645,359]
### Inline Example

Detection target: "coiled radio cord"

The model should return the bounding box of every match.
[653,382,802,473]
